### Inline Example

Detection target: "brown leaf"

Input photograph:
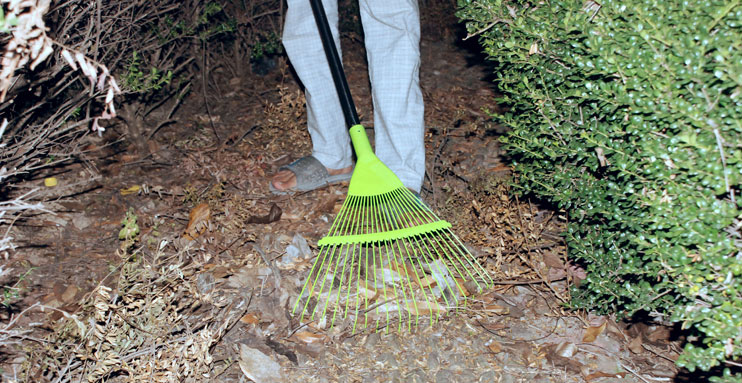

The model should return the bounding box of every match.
[240,313,260,325]
[184,203,210,239]
[646,325,671,343]
[542,251,565,269]
[479,320,507,331]
[247,203,282,224]
[628,335,643,354]
[487,341,503,353]
[483,303,509,315]
[293,331,326,344]
[314,193,339,216]
[582,321,607,343]
[416,275,437,288]
[60,285,79,304]
[454,278,471,296]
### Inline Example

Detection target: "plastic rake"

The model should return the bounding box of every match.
[291,0,493,332]
[292,125,494,332]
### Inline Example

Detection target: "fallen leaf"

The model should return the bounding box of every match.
[293,331,326,344]
[314,193,339,216]
[628,335,643,354]
[582,321,607,343]
[120,185,140,195]
[646,325,671,343]
[60,285,79,304]
[238,344,283,383]
[487,341,503,353]
[479,320,507,331]
[483,303,509,315]
[240,313,260,325]
[417,275,437,288]
[184,203,210,240]
[554,342,577,358]
[542,251,565,269]
[44,177,57,187]
[454,278,471,296]
[247,203,282,224]
[411,300,447,315]
[357,284,379,300]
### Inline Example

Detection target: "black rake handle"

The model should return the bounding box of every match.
[309,0,361,127]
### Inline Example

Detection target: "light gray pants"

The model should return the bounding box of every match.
[282,0,425,192]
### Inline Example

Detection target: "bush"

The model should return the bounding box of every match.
[458,0,742,379]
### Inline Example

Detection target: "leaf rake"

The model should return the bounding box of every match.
[292,0,493,332]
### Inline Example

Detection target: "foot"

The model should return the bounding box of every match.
[271,161,353,192]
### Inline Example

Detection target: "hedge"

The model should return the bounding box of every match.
[457,0,742,379]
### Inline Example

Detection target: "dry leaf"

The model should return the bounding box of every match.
[357,284,379,300]
[554,342,577,358]
[119,185,140,195]
[417,275,437,288]
[184,203,210,239]
[528,41,539,55]
[582,321,607,343]
[454,278,471,296]
[240,313,260,325]
[542,251,565,269]
[479,320,507,331]
[293,331,326,344]
[412,300,447,315]
[238,344,283,383]
[646,325,671,343]
[487,341,503,353]
[483,303,509,315]
[247,203,282,224]
[60,285,78,303]
[628,336,643,354]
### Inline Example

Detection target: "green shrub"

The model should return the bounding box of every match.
[458,0,742,379]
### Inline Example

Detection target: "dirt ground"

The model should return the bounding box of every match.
[1,8,687,383]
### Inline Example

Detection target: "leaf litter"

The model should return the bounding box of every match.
[4,22,684,383]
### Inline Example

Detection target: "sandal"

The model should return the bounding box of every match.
[269,156,353,195]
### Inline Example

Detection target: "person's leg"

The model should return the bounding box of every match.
[275,0,353,191]
[359,0,425,193]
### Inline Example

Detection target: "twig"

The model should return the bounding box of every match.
[617,361,652,383]
[201,40,220,144]
[254,244,281,285]
[713,128,735,204]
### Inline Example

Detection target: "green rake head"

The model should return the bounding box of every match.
[292,125,493,333]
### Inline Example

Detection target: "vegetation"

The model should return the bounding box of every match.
[458,0,742,379]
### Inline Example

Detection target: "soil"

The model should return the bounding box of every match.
[1,7,684,383]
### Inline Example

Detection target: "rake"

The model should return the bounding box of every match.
[292,0,493,332]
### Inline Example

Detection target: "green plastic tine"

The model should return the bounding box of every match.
[384,190,425,329]
[414,230,458,309]
[448,231,494,287]
[293,244,325,317]
[297,193,356,322]
[380,191,415,331]
[327,197,363,326]
[302,244,336,322]
[311,244,338,323]
[339,198,364,325]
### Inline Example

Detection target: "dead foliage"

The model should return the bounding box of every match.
[21,242,243,382]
